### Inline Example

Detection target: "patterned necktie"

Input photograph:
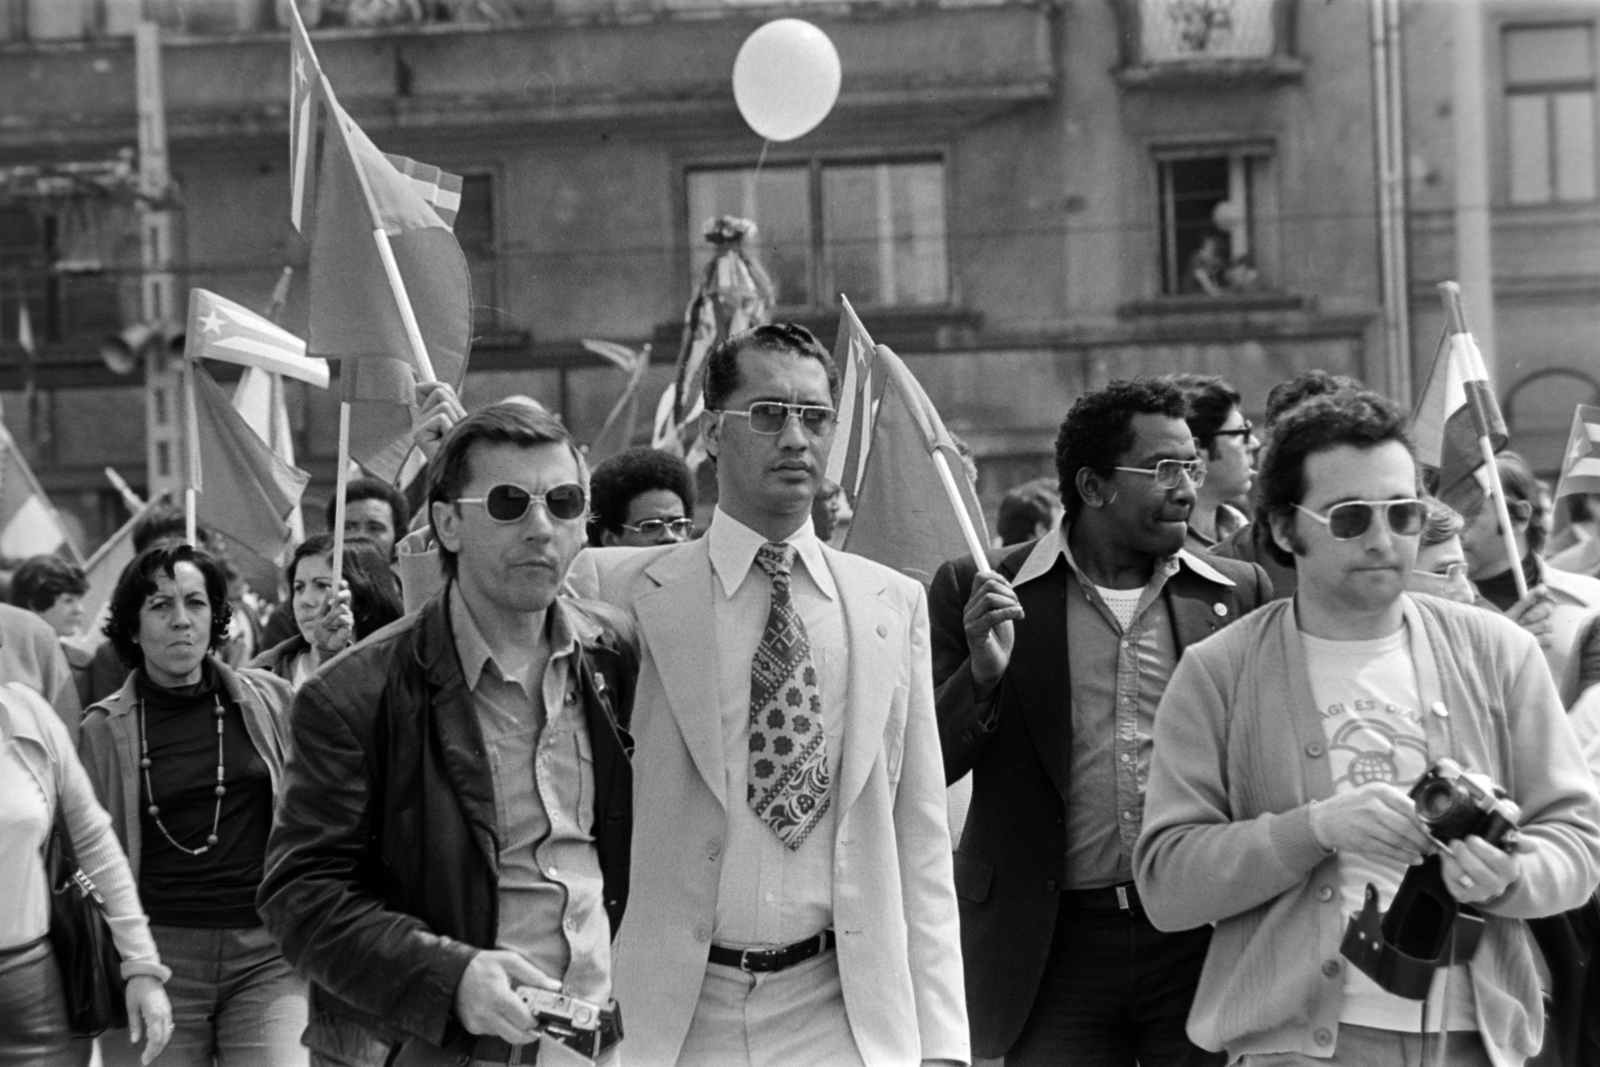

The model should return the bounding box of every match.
[748,542,830,850]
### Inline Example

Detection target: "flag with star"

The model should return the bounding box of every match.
[185,288,329,387]
[1555,404,1600,500]
[287,0,322,232]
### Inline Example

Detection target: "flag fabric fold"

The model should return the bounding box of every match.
[383,153,463,230]
[1555,404,1600,500]
[187,288,329,388]
[287,1,321,232]
[581,340,651,464]
[822,296,881,498]
[189,364,309,562]
[0,422,80,562]
[306,90,470,477]
[840,339,986,586]
[233,367,307,542]
[1411,329,1508,514]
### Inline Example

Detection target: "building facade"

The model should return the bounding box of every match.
[0,0,1592,556]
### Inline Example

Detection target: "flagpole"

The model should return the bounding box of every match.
[183,356,199,546]
[1439,283,1526,601]
[931,450,990,565]
[330,400,352,597]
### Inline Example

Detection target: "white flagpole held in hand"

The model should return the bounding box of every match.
[183,357,199,546]
[1478,435,1529,601]
[932,450,989,566]
[330,400,352,598]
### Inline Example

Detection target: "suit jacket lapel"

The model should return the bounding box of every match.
[633,542,727,809]
[1166,567,1234,652]
[1010,556,1072,801]
[833,550,899,817]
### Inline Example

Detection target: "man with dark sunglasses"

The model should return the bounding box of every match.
[588,445,697,548]
[577,323,968,1067]
[932,377,1271,1067]
[1135,391,1600,1067]
[261,401,639,1067]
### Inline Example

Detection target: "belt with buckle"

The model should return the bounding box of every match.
[468,1003,623,1064]
[708,930,837,973]
[1058,882,1142,911]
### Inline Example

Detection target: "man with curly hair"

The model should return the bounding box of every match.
[1135,391,1600,1067]
[931,377,1272,1065]
[587,446,696,547]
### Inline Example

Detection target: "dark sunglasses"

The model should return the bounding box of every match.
[714,401,838,436]
[1294,498,1424,540]
[454,483,587,523]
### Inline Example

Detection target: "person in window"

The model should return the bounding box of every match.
[588,446,697,548]
[1185,232,1227,296]
[80,544,305,1067]
[248,537,402,690]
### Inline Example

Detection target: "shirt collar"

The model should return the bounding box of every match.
[706,506,837,601]
[1011,521,1233,589]
[448,583,578,692]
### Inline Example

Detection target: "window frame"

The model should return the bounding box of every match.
[1148,139,1277,299]
[1499,20,1599,207]
[681,150,953,314]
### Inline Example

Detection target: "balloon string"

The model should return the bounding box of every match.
[755,139,771,177]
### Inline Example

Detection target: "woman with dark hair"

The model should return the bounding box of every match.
[78,544,306,1067]
[11,555,90,638]
[248,536,402,688]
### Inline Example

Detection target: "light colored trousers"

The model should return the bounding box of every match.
[675,950,866,1067]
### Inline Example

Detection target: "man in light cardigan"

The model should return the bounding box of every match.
[1134,390,1600,1067]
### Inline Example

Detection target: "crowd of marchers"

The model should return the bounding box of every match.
[3,322,1600,1067]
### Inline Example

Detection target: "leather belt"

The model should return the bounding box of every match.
[709,930,837,973]
[1059,882,1142,911]
[468,1003,623,1064]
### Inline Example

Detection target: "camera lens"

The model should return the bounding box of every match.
[1415,780,1459,822]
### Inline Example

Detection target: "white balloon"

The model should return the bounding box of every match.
[732,19,842,143]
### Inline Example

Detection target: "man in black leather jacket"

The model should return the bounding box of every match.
[260,401,638,1067]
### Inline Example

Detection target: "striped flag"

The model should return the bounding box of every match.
[287,1,322,231]
[186,288,330,387]
[383,153,463,230]
[1555,404,1600,500]
[822,295,881,498]
[1411,328,1508,514]
[0,422,80,562]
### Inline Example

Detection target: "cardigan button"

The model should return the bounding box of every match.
[1314,1028,1333,1046]
[1322,959,1341,978]
[693,924,711,943]
[1305,742,1324,758]
[1317,886,1334,903]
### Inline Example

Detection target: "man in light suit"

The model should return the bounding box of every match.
[576,323,968,1067]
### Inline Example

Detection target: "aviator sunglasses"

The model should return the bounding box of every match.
[712,401,838,436]
[454,483,588,523]
[1293,498,1425,540]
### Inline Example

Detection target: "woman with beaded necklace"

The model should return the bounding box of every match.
[79,544,306,1066]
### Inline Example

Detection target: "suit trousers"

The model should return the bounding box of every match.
[675,949,866,1067]
[1006,904,1224,1067]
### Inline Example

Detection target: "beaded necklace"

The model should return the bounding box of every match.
[137,691,227,856]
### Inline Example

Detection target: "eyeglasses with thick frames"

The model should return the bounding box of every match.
[454,483,587,523]
[1211,420,1255,439]
[713,402,838,436]
[1294,498,1424,541]
[1110,459,1206,490]
[619,518,695,539]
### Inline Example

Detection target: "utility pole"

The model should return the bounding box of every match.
[136,22,182,504]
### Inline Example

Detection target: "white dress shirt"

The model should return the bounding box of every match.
[705,507,848,949]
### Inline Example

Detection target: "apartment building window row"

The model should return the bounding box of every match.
[686,160,949,311]
[1504,23,1598,205]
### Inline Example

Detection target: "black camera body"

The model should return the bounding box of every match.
[1411,758,1519,850]
[1338,759,1520,1000]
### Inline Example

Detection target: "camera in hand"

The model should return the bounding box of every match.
[1338,758,1520,1000]
[517,987,603,1032]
